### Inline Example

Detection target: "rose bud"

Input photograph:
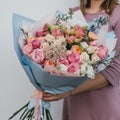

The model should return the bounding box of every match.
[31,39,41,49]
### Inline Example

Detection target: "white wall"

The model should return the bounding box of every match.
[0,0,79,120]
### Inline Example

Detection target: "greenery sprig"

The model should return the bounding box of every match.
[56,8,73,25]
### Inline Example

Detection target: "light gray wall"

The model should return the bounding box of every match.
[0,0,79,120]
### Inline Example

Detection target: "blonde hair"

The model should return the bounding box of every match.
[80,0,119,15]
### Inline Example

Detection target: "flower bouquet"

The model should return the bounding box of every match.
[9,9,117,120]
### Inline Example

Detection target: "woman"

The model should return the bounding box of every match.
[43,0,120,120]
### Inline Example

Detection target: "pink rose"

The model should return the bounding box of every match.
[89,41,97,46]
[68,52,80,63]
[22,43,33,56]
[30,48,45,64]
[98,45,108,59]
[57,58,69,66]
[67,62,79,73]
[51,29,63,37]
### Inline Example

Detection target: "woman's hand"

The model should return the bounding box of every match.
[42,91,72,102]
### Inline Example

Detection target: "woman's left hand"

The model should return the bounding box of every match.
[42,91,72,102]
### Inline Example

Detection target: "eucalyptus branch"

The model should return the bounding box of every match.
[56,8,73,25]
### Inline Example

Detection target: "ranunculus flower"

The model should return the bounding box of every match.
[68,52,80,63]
[44,60,55,67]
[80,52,90,63]
[88,32,98,40]
[22,43,33,56]
[30,49,45,64]
[57,58,69,66]
[98,45,108,59]
[71,45,82,54]
[67,62,79,73]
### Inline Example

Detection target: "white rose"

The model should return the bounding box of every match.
[80,42,89,49]
[91,54,100,64]
[80,52,90,63]
[87,65,95,79]
[45,34,55,43]
[80,63,88,76]
[57,64,67,72]
[86,46,97,54]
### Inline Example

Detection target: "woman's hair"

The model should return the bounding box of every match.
[80,0,119,15]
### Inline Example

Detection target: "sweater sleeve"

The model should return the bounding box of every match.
[100,6,120,86]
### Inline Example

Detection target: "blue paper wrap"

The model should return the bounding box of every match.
[13,13,88,94]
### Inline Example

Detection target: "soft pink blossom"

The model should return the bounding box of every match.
[74,25,85,38]
[67,62,79,73]
[22,43,33,56]
[98,45,108,59]
[30,48,45,64]
[66,35,76,44]
[57,58,69,66]
[68,52,80,63]
[89,41,97,46]
[51,29,63,37]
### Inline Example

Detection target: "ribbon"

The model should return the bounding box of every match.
[31,90,43,120]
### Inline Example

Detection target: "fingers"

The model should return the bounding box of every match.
[42,92,59,102]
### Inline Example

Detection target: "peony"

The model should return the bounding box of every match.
[80,52,90,63]
[98,45,108,59]
[67,62,79,73]
[30,48,45,64]
[22,43,33,56]
[68,52,80,63]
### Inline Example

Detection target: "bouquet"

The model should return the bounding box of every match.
[9,9,117,120]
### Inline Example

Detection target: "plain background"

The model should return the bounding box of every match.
[0,0,79,120]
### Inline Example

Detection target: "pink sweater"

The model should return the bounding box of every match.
[62,5,120,120]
